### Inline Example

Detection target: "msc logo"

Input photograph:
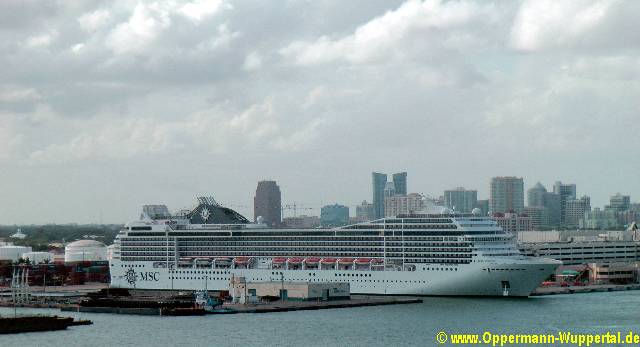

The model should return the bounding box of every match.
[124,268,160,285]
[124,268,137,285]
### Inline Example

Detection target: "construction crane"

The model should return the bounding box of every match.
[281,202,315,218]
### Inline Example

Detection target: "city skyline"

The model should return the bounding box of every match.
[1,0,639,224]
[0,172,637,225]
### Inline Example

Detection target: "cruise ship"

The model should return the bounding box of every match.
[109,197,560,296]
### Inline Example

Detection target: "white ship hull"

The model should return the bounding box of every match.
[110,257,559,297]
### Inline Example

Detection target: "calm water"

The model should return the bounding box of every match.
[2,291,640,347]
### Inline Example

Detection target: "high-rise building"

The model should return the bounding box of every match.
[544,193,562,227]
[492,212,532,233]
[384,182,396,198]
[490,177,524,214]
[392,172,407,196]
[372,172,388,219]
[355,200,374,222]
[608,193,631,212]
[527,182,561,228]
[565,195,591,228]
[320,204,349,227]
[372,171,407,219]
[527,182,547,207]
[444,187,477,213]
[254,180,282,227]
[553,181,576,225]
[524,206,545,230]
[384,193,424,217]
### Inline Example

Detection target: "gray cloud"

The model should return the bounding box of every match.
[0,0,639,224]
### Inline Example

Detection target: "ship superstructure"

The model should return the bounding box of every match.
[109,197,559,296]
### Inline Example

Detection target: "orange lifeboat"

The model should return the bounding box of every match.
[234,256,251,263]
[355,258,372,264]
[338,258,355,264]
[288,257,304,264]
[272,257,287,264]
[320,257,337,263]
[305,257,321,264]
[214,257,232,262]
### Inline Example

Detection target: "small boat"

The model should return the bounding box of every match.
[0,316,92,334]
[234,257,251,263]
[287,257,304,264]
[355,258,372,264]
[305,257,321,264]
[272,257,287,264]
[338,258,355,264]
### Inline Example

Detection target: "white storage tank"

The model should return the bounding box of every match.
[22,251,54,264]
[0,246,32,262]
[64,240,107,263]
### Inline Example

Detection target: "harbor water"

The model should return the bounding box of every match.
[2,290,640,347]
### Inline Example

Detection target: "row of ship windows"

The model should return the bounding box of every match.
[120,251,474,259]
[171,242,471,247]
[166,276,432,284]
[121,247,473,253]
[119,257,472,264]
[122,236,470,242]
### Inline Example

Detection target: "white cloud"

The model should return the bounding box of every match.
[280,0,492,65]
[25,32,57,48]
[243,51,262,71]
[78,9,111,32]
[179,0,226,23]
[27,98,323,164]
[0,87,41,103]
[106,3,173,55]
[510,0,612,51]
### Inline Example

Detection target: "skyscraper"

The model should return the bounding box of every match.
[565,195,591,228]
[372,172,387,219]
[384,181,396,198]
[553,181,576,226]
[444,187,477,213]
[384,193,424,217]
[254,180,282,227]
[490,176,524,214]
[608,193,631,211]
[527,182,561,228]
[392,172,407,196]
[527,182,547,207]
[355,200,374,222]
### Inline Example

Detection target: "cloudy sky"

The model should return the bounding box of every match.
[1,0,639,224]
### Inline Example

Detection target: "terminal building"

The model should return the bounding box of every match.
[518,225,640,284]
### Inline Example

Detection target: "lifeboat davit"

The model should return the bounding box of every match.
[305,257,321,264]
[338,258,355,264]
[287,257,304,264]
[320,257,337,263]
